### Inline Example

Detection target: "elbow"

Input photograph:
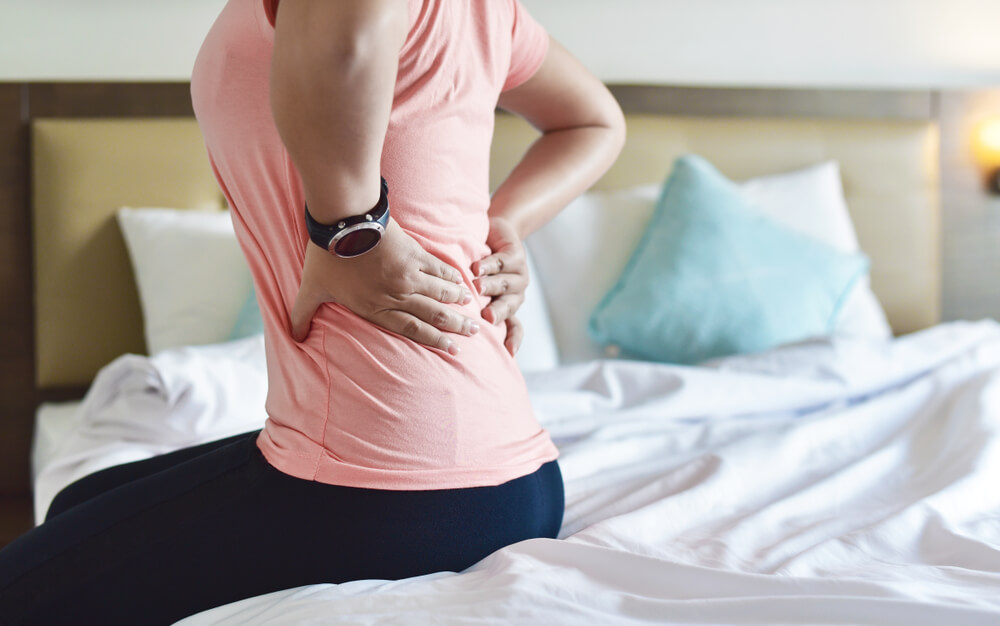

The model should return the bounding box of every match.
[594,89,627,163]
[605,99,627,160]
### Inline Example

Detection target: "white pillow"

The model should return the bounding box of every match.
[513,248,560,372]
[526,185,661,364]
[526,161,891,365]
[738,162,892,341]
[117,207,253,355]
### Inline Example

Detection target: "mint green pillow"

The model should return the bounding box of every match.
[588,155,869,365]
[228,286,265,341]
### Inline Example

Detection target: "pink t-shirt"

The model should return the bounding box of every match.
[191,0,558,490]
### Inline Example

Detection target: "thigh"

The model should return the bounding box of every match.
[45,429,262,522]
[0,433,283,626]
[261,458,566,583]
[1,449,565,626]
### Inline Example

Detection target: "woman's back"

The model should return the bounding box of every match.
[191,0,558,489]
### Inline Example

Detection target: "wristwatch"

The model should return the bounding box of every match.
[304,177,390,258]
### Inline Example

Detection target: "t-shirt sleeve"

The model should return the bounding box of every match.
[263,0,278,28]
[502,0,550,92]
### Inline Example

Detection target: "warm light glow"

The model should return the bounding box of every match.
[972,118,1000,168]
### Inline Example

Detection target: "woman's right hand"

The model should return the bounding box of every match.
[290,218,479,354]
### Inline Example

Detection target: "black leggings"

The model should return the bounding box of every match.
[0,430,563,625]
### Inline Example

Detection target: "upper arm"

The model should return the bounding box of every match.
[269,0,409,219]
[270,0,408,65]
[498,37,625,137]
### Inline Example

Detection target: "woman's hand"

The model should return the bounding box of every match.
[291,218,479,354]
[471,216,529,356]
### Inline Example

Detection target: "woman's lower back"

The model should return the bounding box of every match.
[256,300,559,490]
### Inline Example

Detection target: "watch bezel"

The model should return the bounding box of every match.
[328,221,387,258]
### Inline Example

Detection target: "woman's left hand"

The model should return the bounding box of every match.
[471,216,529,356]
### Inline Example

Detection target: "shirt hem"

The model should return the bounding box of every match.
[256,433,559,491]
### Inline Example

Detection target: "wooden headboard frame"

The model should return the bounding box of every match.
[0,82,938,496]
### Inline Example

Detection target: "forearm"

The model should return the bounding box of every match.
[269,0,407,223]
[488,38,625,240]
[488,123,624,239]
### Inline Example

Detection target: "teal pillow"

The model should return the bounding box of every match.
[588,155,869,365]
[228,286,265,341]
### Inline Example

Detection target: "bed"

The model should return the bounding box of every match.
[21,83,1000,625]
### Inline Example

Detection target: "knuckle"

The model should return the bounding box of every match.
[432,310,450,328]
[402,319,422,338]
[500,279,509,293]
[394,275,416,295]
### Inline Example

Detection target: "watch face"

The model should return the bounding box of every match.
[333,226,382,257]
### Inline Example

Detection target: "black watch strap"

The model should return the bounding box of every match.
[304,177,390,257]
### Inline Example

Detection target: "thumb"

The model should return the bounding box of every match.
[290,284,323,343]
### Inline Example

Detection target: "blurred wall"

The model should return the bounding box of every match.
[2,0,999,86]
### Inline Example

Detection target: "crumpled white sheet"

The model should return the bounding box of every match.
[32,335,268,523]
[33,321,1000,625]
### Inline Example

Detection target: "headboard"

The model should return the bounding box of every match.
[32,119,223,389]
[0,83,941,495]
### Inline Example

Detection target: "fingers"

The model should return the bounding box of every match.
[504,316,524,357]
[404,294,481,337]
[474,272,528,298]
[419,254,463,284]
[375,310,467,355]
[472,250,520,278]
[415,274,474,305]
[481,293,523,326]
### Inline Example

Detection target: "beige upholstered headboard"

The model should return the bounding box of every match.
[30,87,941,390]
[32,119,224,388]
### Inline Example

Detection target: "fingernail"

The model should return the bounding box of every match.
[469,322,480,335]
[461,291,472,304]
[477,267,484,277]
[447,341,460,355]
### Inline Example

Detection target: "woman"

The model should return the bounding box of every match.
[0,0,624,623]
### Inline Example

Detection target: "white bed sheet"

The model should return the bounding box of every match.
[31,400,82,486]
[32,322,1000,625]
